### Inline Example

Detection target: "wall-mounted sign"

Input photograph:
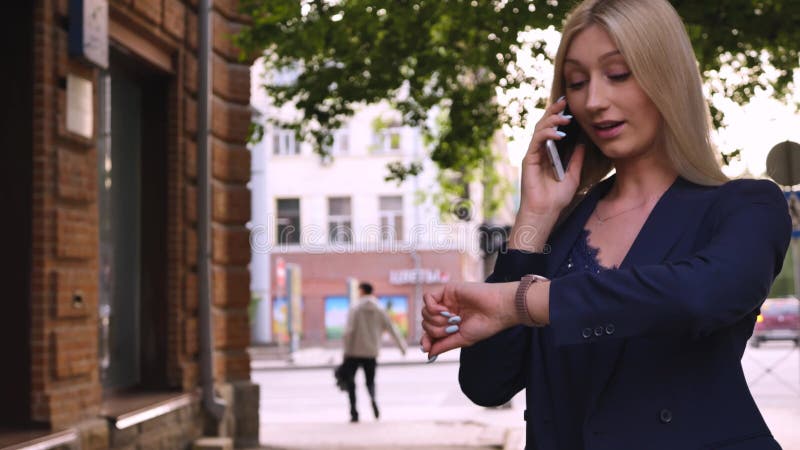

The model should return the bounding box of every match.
[69,0,108,69]
[389,269,450,285]
[66,75,93,138]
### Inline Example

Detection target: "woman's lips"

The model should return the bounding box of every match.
[593,121,625,139]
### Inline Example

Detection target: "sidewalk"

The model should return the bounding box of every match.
[250,345,525,450]
[253,421,522,450]
[249,345,460,371]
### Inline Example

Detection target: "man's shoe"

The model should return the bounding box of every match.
[371,400,380,420]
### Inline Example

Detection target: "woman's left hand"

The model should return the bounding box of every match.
[420,281,519,358]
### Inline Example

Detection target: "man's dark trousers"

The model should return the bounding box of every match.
[341,356,378,422]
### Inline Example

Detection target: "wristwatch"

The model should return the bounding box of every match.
[515,274,549,327]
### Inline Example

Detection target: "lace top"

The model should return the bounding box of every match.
[554,228,617,277]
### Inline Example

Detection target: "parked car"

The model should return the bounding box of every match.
[750,297,800,347]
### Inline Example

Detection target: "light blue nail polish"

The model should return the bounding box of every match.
[557,95,565,102]
[555,131,567,138]
[426,355,438,363]
[420,345,425,353]
[439,311,453,318]
[448,316,462,324]
[445,325,459,334]
[562,114,573,119]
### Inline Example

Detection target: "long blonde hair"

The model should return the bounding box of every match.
[551,0,728,193]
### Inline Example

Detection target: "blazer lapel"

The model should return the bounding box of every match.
[619,176,699,269]
[545,176,615,278]
[586,176,703,417]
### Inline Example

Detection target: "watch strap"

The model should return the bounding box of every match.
[515,274,548,327]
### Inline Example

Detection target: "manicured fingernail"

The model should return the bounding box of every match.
[561,114,573,119]
[447,316,461,324]
[557,95,565,102]
[445,325,459,334]
[420,345,425,353]
[426,355,438,363]
[555,131,567,138]
[439,311,453,318]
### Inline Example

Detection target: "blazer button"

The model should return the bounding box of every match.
[582,328,592,338]
[594,326,604,337]
[605,324,615,335]
[659,409,673,424]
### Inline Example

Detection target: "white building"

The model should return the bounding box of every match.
[249,63,513,345]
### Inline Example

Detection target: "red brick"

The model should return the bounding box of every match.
[55,208,95,260]
[212,225,250,265]
[184,272,198,312]
[185,317,198,356]
[53,268,93,318]
[212,55,249,103]
[52,328,94,378]
[213,310,250,350]
[57,147,95,202]
[212,12,242,60]
[212,139,250,183]
[186,10,198,51]
[185,184,197,223]
[212,183,250,225]
[133,0,163,25]
[213,349,250,381]
[162,0,186,39]
[185,96,197,135]
[184,52,198,94]
[211,97,250,143]
[185,138,197,179]
[185,228,198,266]
[213,266,250,308]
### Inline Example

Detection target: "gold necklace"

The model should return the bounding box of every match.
[593,200,647,224]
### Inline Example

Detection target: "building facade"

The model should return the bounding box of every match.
[2,1,257,448]
[250,72,499,346]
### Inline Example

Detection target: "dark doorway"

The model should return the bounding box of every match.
[100,47,169,392]
[0,1,34,427]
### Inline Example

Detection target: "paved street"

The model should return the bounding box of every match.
[253,351,525,449]
[252,342,800,449]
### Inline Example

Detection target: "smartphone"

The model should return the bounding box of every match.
[544,105,581,181]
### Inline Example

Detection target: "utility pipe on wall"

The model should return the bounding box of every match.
[197,0,226,421]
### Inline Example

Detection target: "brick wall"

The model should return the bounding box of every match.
[31,0,102,427]
[29,0,256,442]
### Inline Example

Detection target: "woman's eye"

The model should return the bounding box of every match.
[608,72,631,81]
[566,80,587,90]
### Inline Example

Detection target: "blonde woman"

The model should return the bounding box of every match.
[420,0,790,448]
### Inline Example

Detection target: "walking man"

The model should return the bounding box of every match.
[341,282,407,422]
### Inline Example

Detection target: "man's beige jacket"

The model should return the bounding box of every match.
[343,295,407,358]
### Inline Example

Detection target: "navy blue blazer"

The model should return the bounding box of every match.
[459,176,791,450]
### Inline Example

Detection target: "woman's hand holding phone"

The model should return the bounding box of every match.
[508,97,585,252]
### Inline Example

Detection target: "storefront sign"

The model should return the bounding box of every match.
[389,269,450,285]
[69,0,108,69]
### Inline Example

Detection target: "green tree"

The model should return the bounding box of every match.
[236,0,799,214]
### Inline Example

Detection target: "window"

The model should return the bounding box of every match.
[276,199,301,244]
[272,129,298,155]
[329,130,349,156]
[372,127,402,153]
[379,195,403,241]
[328,197,352,243]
